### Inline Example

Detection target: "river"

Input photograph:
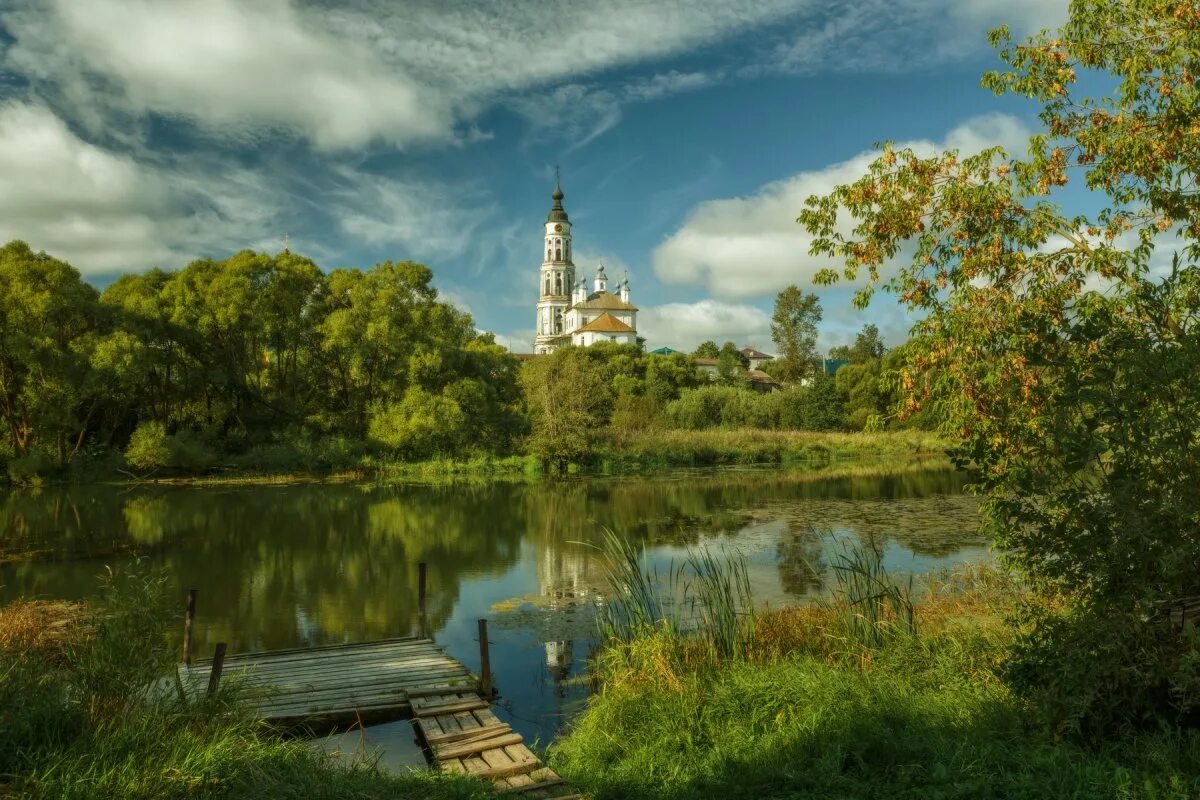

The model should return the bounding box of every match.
[0,463,985,760]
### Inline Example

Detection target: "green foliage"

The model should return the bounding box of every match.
[519,346,613,468]
[692,340,720,359]
[828,323,887,363]
[0,245,523,481]
[770,285,822,380]
[799,0,1200,734]
[124,421,172,471]
[0,241,102,467]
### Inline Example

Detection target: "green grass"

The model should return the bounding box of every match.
[589,428,951,471]
[550,541,1200,799]
[0,576,489,800]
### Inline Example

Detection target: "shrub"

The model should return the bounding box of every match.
[124,421,171,470]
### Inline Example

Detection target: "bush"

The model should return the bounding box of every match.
[124,421,171,470]
[124,422,218,474]
[5,450,54,485]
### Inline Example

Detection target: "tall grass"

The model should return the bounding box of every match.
[829,539,916,650]
[592,530,756,663]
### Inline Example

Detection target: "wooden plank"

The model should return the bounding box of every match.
[218,664,471,695]
[433,713,463,734]
[425,722,511,747]
[188,650,453,681]
[466,754,543,781]
[191,635,427,661]
[497,778,566,795]
[478,746,517,771]
[453,709,482,731]
[411,697,490,716]
[434,732,525,760]
[406,683,478,698]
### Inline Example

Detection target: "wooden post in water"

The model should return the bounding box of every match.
[477,619,492,698]
[183,589,197,666]
[207,642,227,698]
[418,562,428,638]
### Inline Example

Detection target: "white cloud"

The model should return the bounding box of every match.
[638,299,773,352]
[652,113,1032,299]
[0,101,291,272]
[2,0,803,151]
[1,0,1066,152]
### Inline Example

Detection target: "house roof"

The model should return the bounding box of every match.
[741,347,774,360]
[694,357,719,366]
[571,291,638,312]
[745,369,781,385]
[649,346,681,355]
[574,312,636,334]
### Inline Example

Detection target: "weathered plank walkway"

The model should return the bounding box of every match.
[179,637,581,798]
[178,636,474,726]
[412,691,580,799]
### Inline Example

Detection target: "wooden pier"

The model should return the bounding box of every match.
[178,636,474,726]
[179,579,581,798]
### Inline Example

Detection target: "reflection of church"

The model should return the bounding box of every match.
[536,534,608,688]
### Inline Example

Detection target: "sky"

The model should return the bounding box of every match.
[0,0,1072,353]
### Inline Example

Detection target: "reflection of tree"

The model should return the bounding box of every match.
[0,464,985,657]
[776,524,826,597]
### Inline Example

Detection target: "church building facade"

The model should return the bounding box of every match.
[534,180,639,354]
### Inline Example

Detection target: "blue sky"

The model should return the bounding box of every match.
[0,0,1070,352]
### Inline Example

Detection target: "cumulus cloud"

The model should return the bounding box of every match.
[638,299,773,352]
[652,113,1033,299]
[0,102,285,271]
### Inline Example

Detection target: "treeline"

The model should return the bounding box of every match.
[518,339,934,469]
[0,240,933,482]
[0,241,523,480]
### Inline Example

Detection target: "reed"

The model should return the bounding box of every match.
[829,539,916,650]
[591,530,756,664]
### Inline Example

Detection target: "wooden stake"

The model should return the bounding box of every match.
[418,562,427,638]
[207,642,227,697]
[477,619,492,698]
[183,588,197,666]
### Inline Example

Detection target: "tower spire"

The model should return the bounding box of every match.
[547,167,568,222]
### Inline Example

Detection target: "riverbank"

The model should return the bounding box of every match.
[3,429,954,488]
[0,587,490,800]
[549,569,1200,799]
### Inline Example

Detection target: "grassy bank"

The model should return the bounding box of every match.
[551,557,1200,799]
[588,428,950,471]
[0,578,489,800]
[4,430,953,488]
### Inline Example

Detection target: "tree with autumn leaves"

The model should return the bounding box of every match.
[802,0,1200,733]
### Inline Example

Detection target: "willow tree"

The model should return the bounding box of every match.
[801,0,1200,733]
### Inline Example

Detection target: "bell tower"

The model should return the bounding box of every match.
[534,168,577,354]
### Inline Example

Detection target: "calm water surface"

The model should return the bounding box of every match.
[0,465,986,751]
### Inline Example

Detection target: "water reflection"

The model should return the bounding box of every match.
[0,464,985,743]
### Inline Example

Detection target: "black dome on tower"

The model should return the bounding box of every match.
[547,178,569,223]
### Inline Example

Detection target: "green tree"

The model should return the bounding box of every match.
[829,324,886,363]
[716,342,747,386]
[800,0,1200,732]
[692,341,720,359]
[770,286,822,380]
[519,347,613,469]
[0,241,103,466]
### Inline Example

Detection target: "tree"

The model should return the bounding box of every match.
[519,347,613,470]
[716,342,747,385]
[828,323,886,363]
[770,286,822,380]
[692,340,720,359]
[799,0,1200,732]
[0,241,103,465]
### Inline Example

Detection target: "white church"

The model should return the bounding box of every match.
[534,179,640,354]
